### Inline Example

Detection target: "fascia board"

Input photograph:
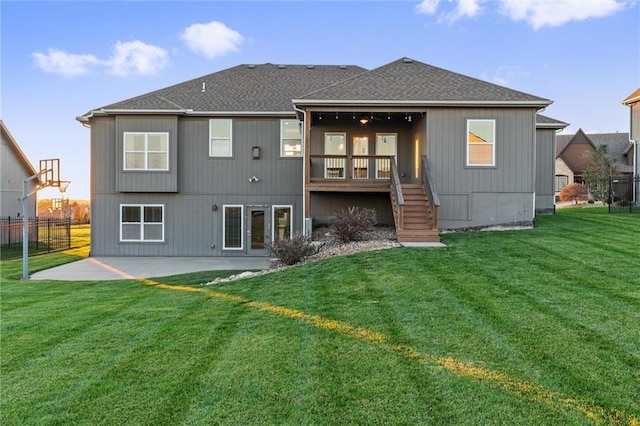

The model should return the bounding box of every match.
[292,99,553,108]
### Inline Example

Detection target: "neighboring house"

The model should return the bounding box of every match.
[555,129,635,197]
[0,120,38,218]
[535,114,569,213]
[78,57,562,257]
[622,88,639,204]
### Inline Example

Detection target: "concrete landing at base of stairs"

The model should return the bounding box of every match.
[399,242,447,248]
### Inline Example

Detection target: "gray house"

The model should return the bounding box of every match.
[78,57,563,257]
[1,120,38,218]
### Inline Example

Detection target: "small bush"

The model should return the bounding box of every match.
[328,206,376,243]
[559,182,588,204]
[268,233,320,266]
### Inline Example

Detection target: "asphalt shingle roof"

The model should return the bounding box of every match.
[295,58,552,106]
[81,58,553,119]
[90,63,367,114]
[556,130,633,174]
[536,114,568,129]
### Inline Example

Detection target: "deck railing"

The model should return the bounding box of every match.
[309,155,393,183]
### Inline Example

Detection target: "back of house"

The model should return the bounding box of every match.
[78,57,561,257]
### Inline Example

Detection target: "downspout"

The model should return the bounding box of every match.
[293,105,308,236]
[628,104,638,204]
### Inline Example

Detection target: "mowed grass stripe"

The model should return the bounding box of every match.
[141,278,639,425]
[2,289,256,424]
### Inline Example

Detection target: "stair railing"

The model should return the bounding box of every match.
[421,156,440,231]
[390,158,404,230]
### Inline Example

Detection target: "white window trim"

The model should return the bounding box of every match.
[119,204,165,242]
[209,119,233,157]
[271,205,293,242]
[223,204,244,250]
[466,119,496,167]
[280,119,303,157]
[123,132,169,171]
[324,132,347,179]
[375,133,397,180]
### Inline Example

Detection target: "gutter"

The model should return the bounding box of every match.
[76,109,297,122]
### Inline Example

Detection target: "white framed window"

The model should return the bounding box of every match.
[120,204,164,242]
[466,119,495,167]
[210,119,232,157]
[555,175,569,192]
[272,205,292,243]
[124,132,169,170]
[280,120,302,157]
[223,205,243,250]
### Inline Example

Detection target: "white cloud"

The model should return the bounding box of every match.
[416,0,440,14]
[31,49,100,77]
[416,0,483,22]
[180,21,244,59]
[416,0,629,28]
[483,65,530,86]
[499,0,626,29]
[108,40,169,76]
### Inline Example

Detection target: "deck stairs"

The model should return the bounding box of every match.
[392,184,440,243]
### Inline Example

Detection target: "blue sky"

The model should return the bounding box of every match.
[2,0,639,199]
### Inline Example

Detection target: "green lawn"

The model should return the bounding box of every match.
[1,208,638,425]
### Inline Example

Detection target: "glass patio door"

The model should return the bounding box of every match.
[324,133,346,179]
[376,133,397,179]
[352,136,369,179]
[247,207,268,256]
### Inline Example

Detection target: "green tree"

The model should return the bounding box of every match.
[583,145,617,202]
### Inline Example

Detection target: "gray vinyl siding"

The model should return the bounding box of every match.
[90,116,303,256]
[535,128,556,213]
[116,116,178,193]
[0,132,37,217]
[427,108,537,229]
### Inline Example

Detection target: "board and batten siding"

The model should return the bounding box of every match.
[535,128,556,213]
[90,116,303,256]
[427,108,537,229]
[116,116,178,193]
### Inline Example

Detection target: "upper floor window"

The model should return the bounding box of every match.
[210,119,232,157]
[466,119,495,167]
[124,132,169,170]
[281,120,302,157]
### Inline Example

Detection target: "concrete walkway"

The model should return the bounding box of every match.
[30,256,272,281]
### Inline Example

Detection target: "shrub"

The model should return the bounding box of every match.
[268,233,320,266]
[328,206,376,243]
[559,182,588,204]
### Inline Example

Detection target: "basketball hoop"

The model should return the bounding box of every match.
[59,181,71,193]
[21,158,71,280]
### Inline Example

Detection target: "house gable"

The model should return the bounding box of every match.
[294,58,552,107]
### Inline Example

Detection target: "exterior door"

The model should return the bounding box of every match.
[376,133,397,179]
[352,136,369,179]
[247,207,269,256]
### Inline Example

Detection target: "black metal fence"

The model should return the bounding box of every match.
[0,216,71,252]
[609,176,640,213]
